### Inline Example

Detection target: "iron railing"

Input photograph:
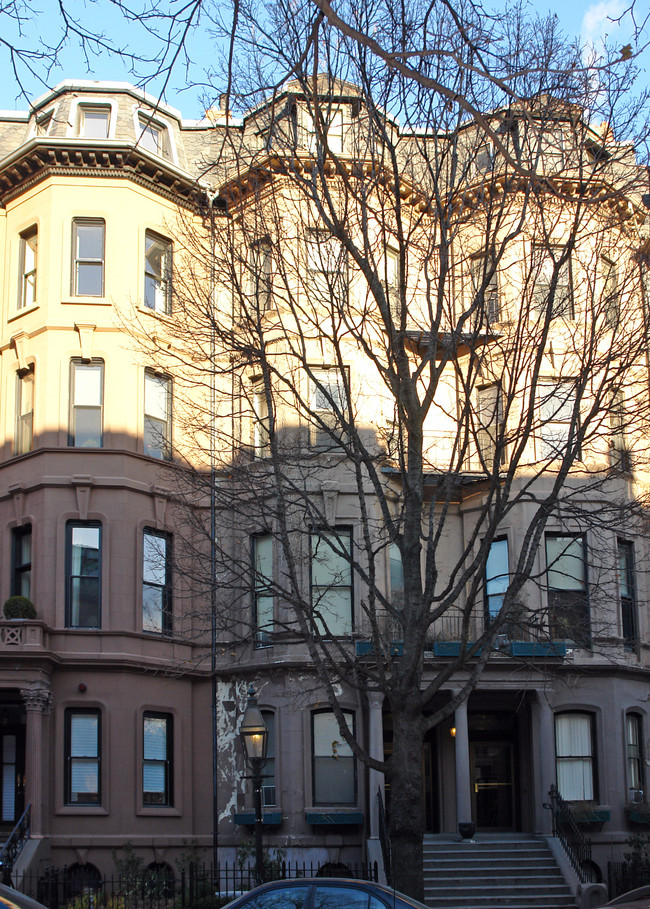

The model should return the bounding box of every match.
[608,860,650,899]
[547,785,596,883]
[0,803,31,882]
[14,861,378,909]
[376,787,391,886]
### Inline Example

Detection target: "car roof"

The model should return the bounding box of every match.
[224,878,428,909]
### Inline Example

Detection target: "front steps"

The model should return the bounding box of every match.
[422,833,577,909]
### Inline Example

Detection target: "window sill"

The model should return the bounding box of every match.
[57,806,108,816]
[136,806,181,817]
[137,304,173,320]
[8,303,39,322]
[62,297,112,306]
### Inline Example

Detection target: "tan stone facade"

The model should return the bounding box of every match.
[1,79,650,891]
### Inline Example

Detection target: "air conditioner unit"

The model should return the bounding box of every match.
[495,633,510,650]
[630,788,644,805]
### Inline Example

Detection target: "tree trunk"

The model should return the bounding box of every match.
[387,701,425,900]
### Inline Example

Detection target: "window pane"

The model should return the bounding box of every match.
[76,223,104,260]
[81,108,110,138]
[314,713,352,756]
[311,533,350,586]
[145,373,169,420]
[254,535,273,584]
[143,586,164,632]
[70,760,99,800]
[144,717,168,760]
[74,408,102,448]
[390,543,404,600]
[546,537,585,590]
[69,578,101,626]
[313,586,352,635]
[73,364,102,406]
[76,264,103,296]
[313,757,355,803]
[143,534,167,585]
[71,526,100,573]
[71,714,99,756]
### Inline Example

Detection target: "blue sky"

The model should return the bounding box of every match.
[0,0,648,117]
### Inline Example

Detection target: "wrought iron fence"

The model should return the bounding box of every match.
[13,861,378,909]
[608,861,650,900]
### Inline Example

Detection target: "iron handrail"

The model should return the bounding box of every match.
[376,788,392,886]
[547,785,595,883]
[0,803,31,883]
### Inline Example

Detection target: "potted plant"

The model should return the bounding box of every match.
[3,595,37,620]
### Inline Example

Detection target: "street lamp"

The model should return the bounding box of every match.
[239,685,268,886]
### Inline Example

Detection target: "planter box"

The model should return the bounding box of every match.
[305,810,363,825]
[233,812,282,826]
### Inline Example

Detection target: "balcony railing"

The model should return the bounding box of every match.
[0,620,45,649]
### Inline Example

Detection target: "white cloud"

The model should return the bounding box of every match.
[581,0,626,44]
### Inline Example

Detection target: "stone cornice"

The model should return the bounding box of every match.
[0,139,211,210]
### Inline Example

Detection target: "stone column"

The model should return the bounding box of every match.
[532,692,555,834]
[20,685,52,837]
[366,691,386,883]
[454,698,472,827]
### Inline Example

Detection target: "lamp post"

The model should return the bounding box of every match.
[239,685,268,886]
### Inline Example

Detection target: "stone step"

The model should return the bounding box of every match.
[421,835,576,909]
[424,897,576,909]
[425,877,568,890]
[424,860,556,866]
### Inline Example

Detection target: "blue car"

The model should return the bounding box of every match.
[223,879,430,909]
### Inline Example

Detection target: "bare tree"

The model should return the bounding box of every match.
[118,0,650,900]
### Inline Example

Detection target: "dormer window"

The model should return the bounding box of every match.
[35,109,54,136]
[78,105,111,139]
[138,115,169,158]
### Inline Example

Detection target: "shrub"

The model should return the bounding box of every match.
[3,595,36,619]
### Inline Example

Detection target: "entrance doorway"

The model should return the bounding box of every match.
[0,726,25,828]
[470,741,515,830]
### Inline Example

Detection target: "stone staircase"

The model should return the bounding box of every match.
[422,833,577,909]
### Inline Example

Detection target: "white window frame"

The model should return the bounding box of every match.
[135,110,175,160]
[537,380,577,460]
[70,359,104,448]
[18,226,38,309]
[309,366,348,449]
[71,219,105,297]
[532,245,573,318]
[470,253,500,323]
[144,370,172,459]
[69,98,118,139]
[144,231,173,313]
[15,368,34,455]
